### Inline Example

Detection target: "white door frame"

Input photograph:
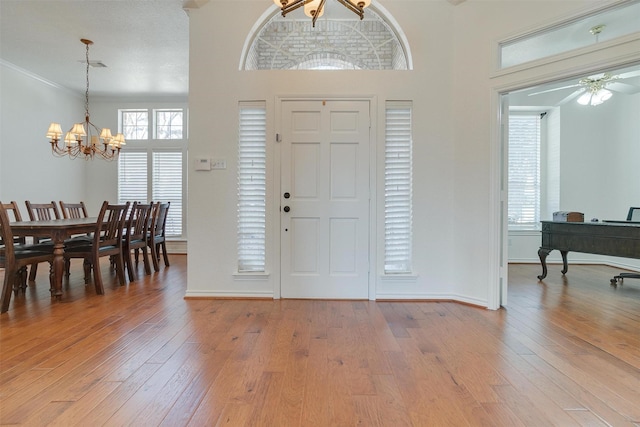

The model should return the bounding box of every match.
[273,96,378,300]
[489,53,640,309]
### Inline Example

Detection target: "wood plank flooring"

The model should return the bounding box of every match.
[1,258,639,426]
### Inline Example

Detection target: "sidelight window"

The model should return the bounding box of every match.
[384,101,413,274]
[237,102,267,272]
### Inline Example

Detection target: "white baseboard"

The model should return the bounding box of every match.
[184,290,274,299]
[166,240,187,254]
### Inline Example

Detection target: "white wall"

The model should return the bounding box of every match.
[0,62,86,213]
[187,0,464,301]
[186,0,634,306]
[82,98,188,214]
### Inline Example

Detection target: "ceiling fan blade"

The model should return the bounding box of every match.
[527,83,581,97]
[557,88,585,105]
[607,81,640,94]
[615,70,640,80]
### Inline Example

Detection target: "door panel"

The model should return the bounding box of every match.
[281,100,370,299]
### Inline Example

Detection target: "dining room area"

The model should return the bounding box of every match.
[1,199,171,314]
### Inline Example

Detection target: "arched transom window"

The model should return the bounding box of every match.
[243,5,410,70]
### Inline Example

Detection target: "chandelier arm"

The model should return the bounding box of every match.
[335,0,364,19]
[281,0,308,16]
[312,0,326,27]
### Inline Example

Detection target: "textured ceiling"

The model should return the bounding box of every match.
[0,0,190,98]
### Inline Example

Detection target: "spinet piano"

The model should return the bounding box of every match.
[537,221,640,280]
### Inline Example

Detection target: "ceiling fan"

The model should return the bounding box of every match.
[528,69,640,106]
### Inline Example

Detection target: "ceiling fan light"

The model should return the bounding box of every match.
[594,89,612,104]
[577,92,592,105]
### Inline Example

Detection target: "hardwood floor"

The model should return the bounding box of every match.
[1,258,639,426]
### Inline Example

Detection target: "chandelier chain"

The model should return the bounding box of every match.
[85,41,91,121]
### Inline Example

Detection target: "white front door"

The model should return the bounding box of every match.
[280,100,370,299]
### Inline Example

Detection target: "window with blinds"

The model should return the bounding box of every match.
[117,106,186,239]
[118,152,148,203]
[152,152,183,237]
[384,102,413,274]
[237,103,267,273]
[508,114,541,229]
[118,150,184,237]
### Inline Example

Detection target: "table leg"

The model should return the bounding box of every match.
[50,231,65,298]
[537,247,551,280]
[560,250,568,275]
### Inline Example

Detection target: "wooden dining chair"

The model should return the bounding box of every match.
[25,201,61,221]
[1,201,32,291]
[147,201,170,272]
[59,201,89,219]
[59,201,93,268]
[123,202,153,282]
[63,201,129,295]
[24,201,60,281]
[1,201,54,313]
[1,201,26,244]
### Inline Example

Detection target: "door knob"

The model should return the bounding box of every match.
[283,206,290,212]
[284,192,290,199]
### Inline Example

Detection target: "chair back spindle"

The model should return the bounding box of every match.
[60,201,89,219]
[25,201,61,221]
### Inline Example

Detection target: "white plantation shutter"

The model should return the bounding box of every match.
[237,103,267,272]
[152,151,183,237]
[385,102,413,274]
[118,152,148,204]
[508,114,540,229]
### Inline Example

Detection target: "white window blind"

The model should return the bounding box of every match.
[118,152,148,204]
[508,114,541,229]
[384,103,413,274]
[237,103,267,272]
[152,151,183,237]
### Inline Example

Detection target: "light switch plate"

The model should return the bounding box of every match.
[212,159,227,170]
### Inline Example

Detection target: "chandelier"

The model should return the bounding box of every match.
[274,0,371,27]
[46,39,125,160]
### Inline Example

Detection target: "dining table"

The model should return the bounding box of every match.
[10,217,97,298]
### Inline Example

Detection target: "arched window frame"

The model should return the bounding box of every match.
[239,3,412,71]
